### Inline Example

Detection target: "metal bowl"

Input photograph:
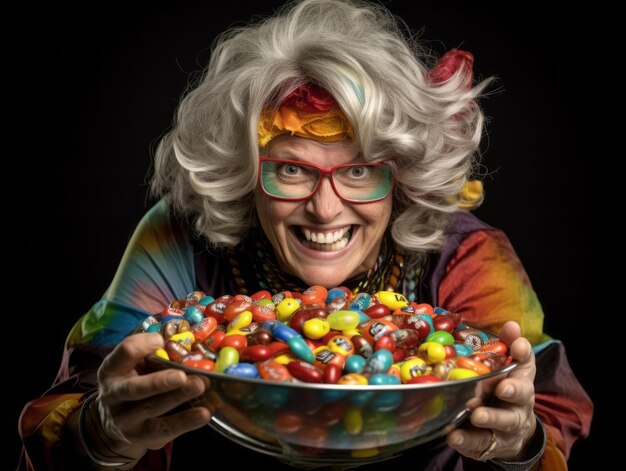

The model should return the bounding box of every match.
[145,355,516,470]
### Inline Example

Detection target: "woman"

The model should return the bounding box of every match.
[18,0,592,469]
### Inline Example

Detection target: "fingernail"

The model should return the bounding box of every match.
[475,412,488,424]
[501,385,514,398]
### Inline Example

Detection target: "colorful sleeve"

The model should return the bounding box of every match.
[18,199,197,471]
[437,229,593,469]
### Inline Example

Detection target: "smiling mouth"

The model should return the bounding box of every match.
[294,225,353,251]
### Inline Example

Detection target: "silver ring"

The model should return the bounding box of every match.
[478,429,498,460]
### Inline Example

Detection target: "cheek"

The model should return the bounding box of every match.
[360,199,393,231]
[255,195,290,236]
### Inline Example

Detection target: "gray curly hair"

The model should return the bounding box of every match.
[150,0,492,252]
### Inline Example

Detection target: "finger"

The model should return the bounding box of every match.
[507,337,536,381]
[139,405,212,450]
[446,427,493,458]
[470,403,532,434]
[498,320,521,346]
[99,333,164,381]
[106,368,189,402]
[495,377,535,406]
[122,375,208,424]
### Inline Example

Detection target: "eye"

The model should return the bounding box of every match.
[349,166,369,178]
[279,164,301,176]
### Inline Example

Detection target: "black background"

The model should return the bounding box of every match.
[14,1,618,469]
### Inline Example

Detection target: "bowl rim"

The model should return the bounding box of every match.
[145,354,518,391]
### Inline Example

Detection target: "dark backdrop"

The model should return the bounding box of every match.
[14,1,617,469]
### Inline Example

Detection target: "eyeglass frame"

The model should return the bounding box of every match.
[258,157,397,204]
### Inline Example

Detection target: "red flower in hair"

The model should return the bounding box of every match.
[283,83,337,112]
[429,48,474,89]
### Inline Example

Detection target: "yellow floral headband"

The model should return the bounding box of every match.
[257,83,354,147]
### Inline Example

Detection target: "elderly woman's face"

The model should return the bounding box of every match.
[255,135,392,289]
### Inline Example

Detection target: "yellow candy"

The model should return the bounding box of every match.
[327,310,360,330]
[154,348,169,360]
[400,357,427,382]
[374,291,408,310]
[257,299,275,309]
[224,328,249,337]
[276,298,300,322]
[227,310,252,331]
[344,407,364,435]
[170,331,195,350]
[338,373,368,385]
[418,341,447,364]
[302,318,330,339]
[448,368,479,380]
[351,448,380,459]
[215,346,239,372]
[273,352,297,365]
[342,328,361,338]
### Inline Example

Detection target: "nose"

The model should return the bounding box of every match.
[305,175,344,222]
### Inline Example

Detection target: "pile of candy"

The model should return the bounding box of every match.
[141,285,511,385]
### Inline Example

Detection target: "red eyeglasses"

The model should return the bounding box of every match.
[258,157,396,203]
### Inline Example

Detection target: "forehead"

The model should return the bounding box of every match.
[267,135,360,165]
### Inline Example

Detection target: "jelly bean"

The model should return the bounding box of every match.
[247,328,272,346]
[418,341,447,363]
[400,357,427,382]
[344,354,366,373]
[164,339,190,362]
[327,335,355,356]
[374,291,408,310]
[250,304,276,323]
[363,303,390,319]
[448,367,479,380]
[454,328,484,350]
[370,390,402,411]
[191,342,218,361]
[374,335,395,352]
[479,340,508,355]
[170,331,195,350]
[220,334,247,353]
[257,359,291,382]
[351,448,380,459]
[322,363,342,384]
[411,302,434,316]
[359,319,398,345]
[272,352,297,365]
[242,344,273,362]
[225,362,260,378]
[314,347,346,370]
[390,329,420,348]
[432,359,456,379]
[363,349,393,375]
[162,306,185,318]
[368,373,401,386]
[288,336,315,363]
[184,305,205,324]
[162,318,191,340]
[456,356,491,375]
[190,316,217,342]
[145,323,161,334]
[327,310,360,331]
[343,406,364,434]
[250,289,272,301]
[154,347,169,360]
[227,310,253,331]
[289,307,326,332]
[206,329,225,349]
[286,360,323,383]
[223,298,253,322]
[274,409,305,433]
[444,345,457,359]
[351,335,374,358]
[275,298,301,321]
[198,295,215,306]
[301,285,328,305]
[426,330,454,345]
[302,318,330,339]
[215,345,239,372]
[407,374,442,384]
[349,292,372,310]
[326,288,347,303]
[452,343,474,357]
[338,373,368,385]
[183,359,215,371]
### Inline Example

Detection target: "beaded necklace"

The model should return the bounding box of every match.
[227,225,427,300]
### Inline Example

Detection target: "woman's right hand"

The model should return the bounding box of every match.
[82,332,212,465]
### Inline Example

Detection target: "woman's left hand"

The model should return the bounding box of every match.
[446,320,537,461]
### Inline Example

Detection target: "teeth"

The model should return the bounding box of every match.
[302,226,350,244]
